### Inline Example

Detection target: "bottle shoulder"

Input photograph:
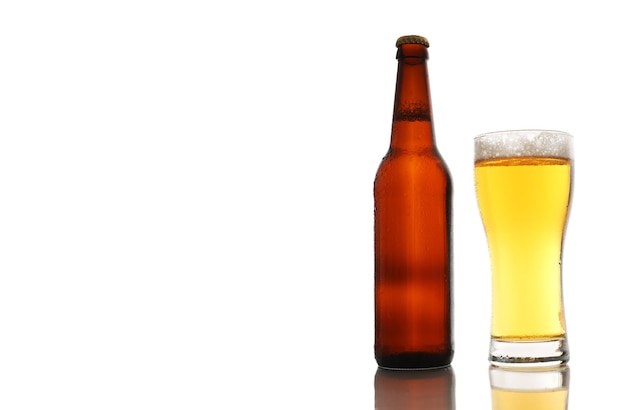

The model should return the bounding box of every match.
[377,149,450,170]
[375,150,452,185]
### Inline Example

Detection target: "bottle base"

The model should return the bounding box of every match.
[489,338,569,368]
[376,351,453,370]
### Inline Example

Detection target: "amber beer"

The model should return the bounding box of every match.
[474,130,573,366]
[490,366,570,410]
[374,35,453,369]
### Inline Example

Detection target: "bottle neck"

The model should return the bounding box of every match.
[390,43,436,152]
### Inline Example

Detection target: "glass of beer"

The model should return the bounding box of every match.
[474,129,573,367]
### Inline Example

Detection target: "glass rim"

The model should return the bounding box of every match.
[474,129,574,161]
[474,129,573,141]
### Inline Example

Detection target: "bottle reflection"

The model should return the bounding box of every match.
[374,366,456,409]
[490,365,570,410]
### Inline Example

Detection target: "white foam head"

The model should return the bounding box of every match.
[474,130,573,161]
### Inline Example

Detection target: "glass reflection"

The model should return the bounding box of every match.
[374,366,456,409]
[490,365,570,410]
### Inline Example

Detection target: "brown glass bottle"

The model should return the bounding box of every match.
[374,35,453,369]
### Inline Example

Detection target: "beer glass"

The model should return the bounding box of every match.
[474,130,573,367]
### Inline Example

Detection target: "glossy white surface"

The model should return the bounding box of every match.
[0,0,622,408]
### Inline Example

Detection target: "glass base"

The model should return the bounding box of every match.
[489,338,569,368]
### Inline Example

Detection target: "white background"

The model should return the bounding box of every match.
[0,0,622,408]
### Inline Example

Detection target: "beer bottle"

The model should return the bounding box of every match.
[374,35,453,369]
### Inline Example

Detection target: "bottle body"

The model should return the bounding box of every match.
[374,36,453,369]
[374,147,453,368]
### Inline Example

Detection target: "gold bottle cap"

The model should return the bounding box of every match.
[396,35,429,48]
